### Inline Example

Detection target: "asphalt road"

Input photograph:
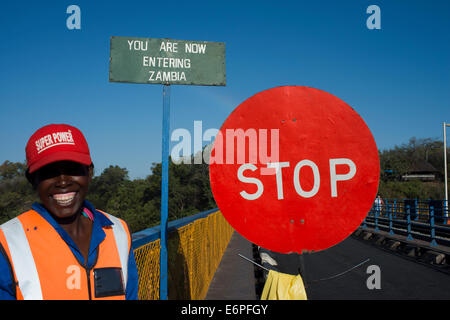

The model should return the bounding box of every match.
[263,236,450,299]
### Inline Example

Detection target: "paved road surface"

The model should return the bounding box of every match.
[264,236,450,299]
[206,232,257,300]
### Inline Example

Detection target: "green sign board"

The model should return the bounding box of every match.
[109,36,226,86]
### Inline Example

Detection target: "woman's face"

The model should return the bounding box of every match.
[34,161,92,219]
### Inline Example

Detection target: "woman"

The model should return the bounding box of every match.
[0,124,139,300]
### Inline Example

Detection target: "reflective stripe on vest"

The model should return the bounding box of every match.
[0,210,130,300]
[0,217,43,300]
[102,212,129,289]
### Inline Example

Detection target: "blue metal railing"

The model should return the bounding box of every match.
[363,199,450,247]
[131,207,219,249]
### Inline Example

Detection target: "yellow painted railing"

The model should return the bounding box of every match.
[133,210,234,300]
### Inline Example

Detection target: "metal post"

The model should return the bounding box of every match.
[429,205,438,247]
[414,198,418,221]
[406,204,413,241]
[388,202,394,235]
[374,203,379,231]
[444,122,449,223]
[394,199,397,219]
[446,200,448,225]
[362,216,367,229]
[160,84,171,300]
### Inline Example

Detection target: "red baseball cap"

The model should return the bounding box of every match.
[26,124,92,174]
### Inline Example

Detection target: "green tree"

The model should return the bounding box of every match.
[378,137,448,200]
[0,161,37,224]
[380,137,447,181]
[144,157,216,223]
[88,165,129,209]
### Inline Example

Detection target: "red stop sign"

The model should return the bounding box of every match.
[209,86,379,253]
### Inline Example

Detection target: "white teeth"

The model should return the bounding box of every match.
[55,198,73,205]
[52,192,76,205]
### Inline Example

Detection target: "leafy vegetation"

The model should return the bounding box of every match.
[378,137,448,200]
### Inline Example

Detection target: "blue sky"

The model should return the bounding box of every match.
[1,0,449,179]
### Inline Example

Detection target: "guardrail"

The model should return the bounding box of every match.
[131,208,234,300]
[362,199,450,247]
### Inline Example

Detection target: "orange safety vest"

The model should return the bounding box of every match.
[0,209,131,300]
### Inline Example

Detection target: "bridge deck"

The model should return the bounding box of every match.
[204,224,450,300]
[261,233,450,299]
[205,232,257,300]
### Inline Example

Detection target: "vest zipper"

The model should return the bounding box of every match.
[85,267,92,300]
[83,249,99,300]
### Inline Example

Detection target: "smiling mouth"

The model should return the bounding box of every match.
[52,192,77,206]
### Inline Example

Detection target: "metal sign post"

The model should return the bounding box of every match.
[109,36,226,300]
[160,84,170,299]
